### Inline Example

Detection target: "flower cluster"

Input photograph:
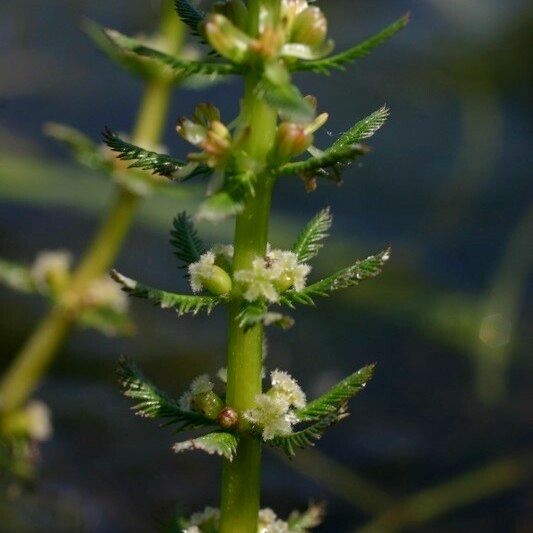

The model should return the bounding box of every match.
[235,248,311,303]
[181,504,323,533]
[244,369,306,441]
[187,244,311,303]
[31,249,72,293]
[1,400,53,442]
[203,0,332,65]
[179,374,225,420]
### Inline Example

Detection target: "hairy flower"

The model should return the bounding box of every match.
[270,369,306,409]
[25,401,53,441]
[258,508,290,533]
[244,393,299,441]
[179,374,214,412]
[31,250,72,292]
[234,257,282,303]
[267,249,311,292]
[84,277,129,312]
[189,252,217,293]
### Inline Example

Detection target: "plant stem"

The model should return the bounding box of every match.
[0,0,183,415]
[219,70,278,533]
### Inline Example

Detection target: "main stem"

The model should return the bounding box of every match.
[219,66,278,533]
[0,0,183,414]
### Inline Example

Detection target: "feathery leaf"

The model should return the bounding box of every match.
[102,128,204,178]
[292,207,333,263]
[170,212,206,267]
[117,357,214,430]
[269,413,341,458]
[105,29,241,77]
[331,106,390,150]
[173,432,239,461]
[290,14,410,74]
[174,0,205,36]
[297,365,375,422]
[111,271,222,316]
[280,249,391,308]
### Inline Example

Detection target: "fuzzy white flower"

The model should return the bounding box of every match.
[212,243,234,260]
[217,367,228,383]
[25,401,53,441]
[189,506,220,527]
[179,390,193,411]
[244,393,299,441]
[258,508,290,533]
[267,249,311,292]
[234,257,282,303]
[270,370,306,409]
[188,251,217,293]
[184,527,201,533]
[31,250,72,291]
[85,277,129,312]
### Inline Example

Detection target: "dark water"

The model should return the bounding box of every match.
[0,1,531,531]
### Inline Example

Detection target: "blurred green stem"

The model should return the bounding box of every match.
[0,0,183,414]
[355,454,532,533]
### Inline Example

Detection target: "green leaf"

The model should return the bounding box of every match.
[292,207,333,263]
[278,144,370,183]
[173,432,239,461]
[297,364,375,422]
[44,122,112,173]
[255,76,314,123]
[84,19,165,81]
[0,259,36,294]
[78,306,135,337]
[170,211,206,267]
[174,0,205,36]
[330,106,390,150]
[104,29,241,77]
[117,357,214,430]
[236,301,294,330]
[269,413,341,458]
[196,190,245,222]
[102,128,204,178]
[290,14,410,74]
[111,270,222,316]
[280,249,391,308]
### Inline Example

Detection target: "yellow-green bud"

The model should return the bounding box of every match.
[201,265,232,296]
[271,122,313,163]
[204,13,251,63]
[193,391,225,420]
[217,407,239,429]
[213,0,248,30]
[291,7,328,47]
[274,272,294,293]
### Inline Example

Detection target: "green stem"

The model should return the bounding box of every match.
[0,1,183,415]
[219,71,278,532]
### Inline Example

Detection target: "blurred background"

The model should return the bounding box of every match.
[0,0,531,531]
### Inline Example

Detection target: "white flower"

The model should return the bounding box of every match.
[188,251,217,293]
[25,401,53,441]
[189,506,220,527]
[217,367,228,383]
[85,277,128,312]
[179,390,193,411]
[31,250,72,291]
[234,257,282,303]
[212,243,234,260]
[190,374,214,396]
[184,527,201,533]
[244,393,298,441]
[258,508,290,533]
[270,370,306,409]
[267,249,311,292]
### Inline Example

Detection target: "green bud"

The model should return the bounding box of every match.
[204,13,251,63]
[193,391,225,420]
[201,265,232,296]
[271,122,313,163]
[291,7,328,47]
[273,272,293,293]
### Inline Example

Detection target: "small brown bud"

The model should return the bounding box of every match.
[217,407,239,429]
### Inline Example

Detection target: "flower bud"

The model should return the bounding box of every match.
[271,122,313,163]
[291,7,328,47]
[204,13,251,63]
[200,264,233,296]
[213,0,248,30]
[217,407,239,429]
[273,272,294,293]
[193,391,225,420]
